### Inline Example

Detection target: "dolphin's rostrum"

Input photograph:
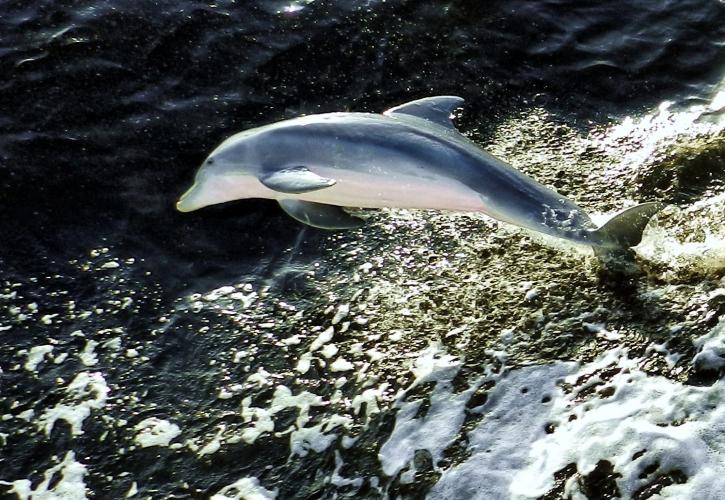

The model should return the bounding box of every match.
[177,96,662,250]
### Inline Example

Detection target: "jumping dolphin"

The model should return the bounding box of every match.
[177,96,662,250]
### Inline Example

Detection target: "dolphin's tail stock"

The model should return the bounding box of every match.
[591,202,665,271]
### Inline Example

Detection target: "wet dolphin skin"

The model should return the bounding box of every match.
[178,96,661,249]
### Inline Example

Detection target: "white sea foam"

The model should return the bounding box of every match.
[198,426,224,456]
[595,94,724,178]
[79,340,99,366]
[133,418,182,448]
[210,476,277,500]
[309,326,334,352]
[22,345,54,372]
[636,222,725,280]
[510,355,725,498]
[377,343,497,481]
[125,481,138,497]
[320,343,339,359]
[289,423,337,457]
[246,367,272,387]
[406,341,725,499]
[692,316,725,371]
[331,304,350,325]
[329,357,353,372]
[351,385,388,422]
[407,343,460,390]
[295,352,312,374]
[0,451,88,500]
[37,372,109,436]
[240,385,332,452]
[330,450,364,489]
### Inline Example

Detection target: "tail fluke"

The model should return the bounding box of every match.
[592,202,665,250]
[590,202,665,276]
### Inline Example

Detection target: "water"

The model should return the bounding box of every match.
[1,0,724,498]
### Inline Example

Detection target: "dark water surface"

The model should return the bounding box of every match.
[1,0,725,498]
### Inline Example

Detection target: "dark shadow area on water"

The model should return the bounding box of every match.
[2,195,334,297]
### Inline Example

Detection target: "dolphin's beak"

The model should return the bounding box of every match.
[176,171,244,213]
[176,199,194,212]
[176,184,201,212]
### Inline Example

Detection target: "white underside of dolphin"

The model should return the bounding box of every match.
[177,96,663,250]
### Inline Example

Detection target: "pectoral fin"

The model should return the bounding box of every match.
[279,199,365,230]
[260,167,336,194]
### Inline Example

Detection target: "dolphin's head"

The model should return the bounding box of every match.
[176,133,262,212]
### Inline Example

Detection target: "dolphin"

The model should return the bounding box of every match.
[177,96,662,250]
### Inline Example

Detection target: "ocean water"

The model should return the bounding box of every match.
[1,0,724,498]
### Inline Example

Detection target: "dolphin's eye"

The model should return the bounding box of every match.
[206,158,215,165]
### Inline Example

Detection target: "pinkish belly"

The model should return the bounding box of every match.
[288,168,486,212]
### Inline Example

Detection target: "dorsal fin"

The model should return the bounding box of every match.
[383,96,465,129]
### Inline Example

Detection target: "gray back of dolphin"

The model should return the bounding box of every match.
[177,96,662,251]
